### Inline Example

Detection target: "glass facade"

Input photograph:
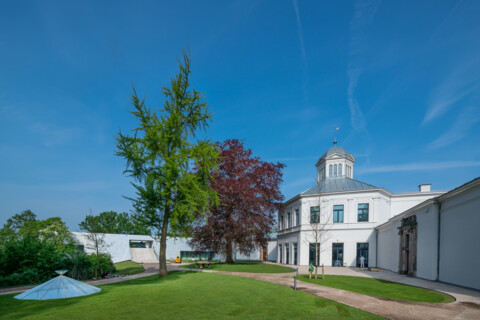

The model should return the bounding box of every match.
[358,203,369,222]
[333,205,344,223]
[180,251,214,261]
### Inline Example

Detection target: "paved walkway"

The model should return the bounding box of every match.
[207,264,480,320]
[2,263,480,319]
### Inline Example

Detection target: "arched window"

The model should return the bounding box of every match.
[334,164,337,177]
[329,164,332,177]
[339,164,342,176]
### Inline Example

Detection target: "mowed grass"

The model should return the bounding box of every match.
[181,262,293,273]
[114,261,145,275]
[0,272,383,320]
[298,275,454,303]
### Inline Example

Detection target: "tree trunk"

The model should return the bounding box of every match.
[225,239,234,264]
[315,243,319,280]
[158,207,170,277]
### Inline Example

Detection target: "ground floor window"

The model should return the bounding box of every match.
[279,244,283,263]
[356,243,369,268]
[309,243,319,266]
[293,243,298,265]
[285,244,290,264]
[332,243,344,266]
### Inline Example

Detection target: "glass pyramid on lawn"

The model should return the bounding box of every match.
[14,270,102,300]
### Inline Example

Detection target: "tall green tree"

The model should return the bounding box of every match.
[115,50,218,277]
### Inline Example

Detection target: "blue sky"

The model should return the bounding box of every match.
[1,0,479,230]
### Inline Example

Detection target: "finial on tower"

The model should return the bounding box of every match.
[333,127,339,146]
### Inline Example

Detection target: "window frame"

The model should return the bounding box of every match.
[333,205,344,223]
[357,203,369,222]
[310,206,320,223]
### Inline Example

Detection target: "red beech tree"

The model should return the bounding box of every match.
[189,139,285,263]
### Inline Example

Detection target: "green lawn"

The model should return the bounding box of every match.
[0,272,383,320]
[298,275,454,303]
[181,262,293,273]
[113,261,145,275]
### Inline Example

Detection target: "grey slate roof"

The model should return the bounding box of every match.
[319,146,353,160]
[301,177,377,195]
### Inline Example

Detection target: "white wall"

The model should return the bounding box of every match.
[389,193,443,218]
[72,232,153,263]
[267,240,277,261]
[376,221,400,272]
[376,204,440,280]
[439,186,480,290]
[415,205,439,280]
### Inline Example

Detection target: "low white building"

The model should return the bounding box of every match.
[377,177,480,290]
[72,232,275,264]
[277,143,445,268]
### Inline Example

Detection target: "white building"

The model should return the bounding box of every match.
[377,177,480,290]
[277,143,445,268]
[72,232,276,264]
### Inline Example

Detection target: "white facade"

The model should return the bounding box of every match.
[277,144,445,268]
[72,232,274,263]
[377,177,480,290]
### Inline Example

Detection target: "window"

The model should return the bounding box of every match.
[333,205,344,223]
[287,212,291,228]
[310,206,320,223]
[279,215,283,230]
[285,243,290,264]
[293,243,298,265]
[295,209,300,226]
[339,164,342,176]
[329,164,332,177]
[358,203,369,222]
[279,244,283,263]
[334,164,337,177]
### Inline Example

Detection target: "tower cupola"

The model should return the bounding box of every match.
[315,141,355,181]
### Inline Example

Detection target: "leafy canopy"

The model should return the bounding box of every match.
[78,211,150,235]
[115,50,218,236]
[190,139,285,263]
[115,50,218,276]
[0,210,73,251]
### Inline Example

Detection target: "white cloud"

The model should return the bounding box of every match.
[423,59,480,125]
[292,0,306,63]
[428,106,480,149]
[347,0,381,131]
[358,160,480,174]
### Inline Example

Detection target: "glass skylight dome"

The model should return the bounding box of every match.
[14,270,101,300]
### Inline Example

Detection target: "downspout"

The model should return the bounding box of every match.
[436,201,442,281]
